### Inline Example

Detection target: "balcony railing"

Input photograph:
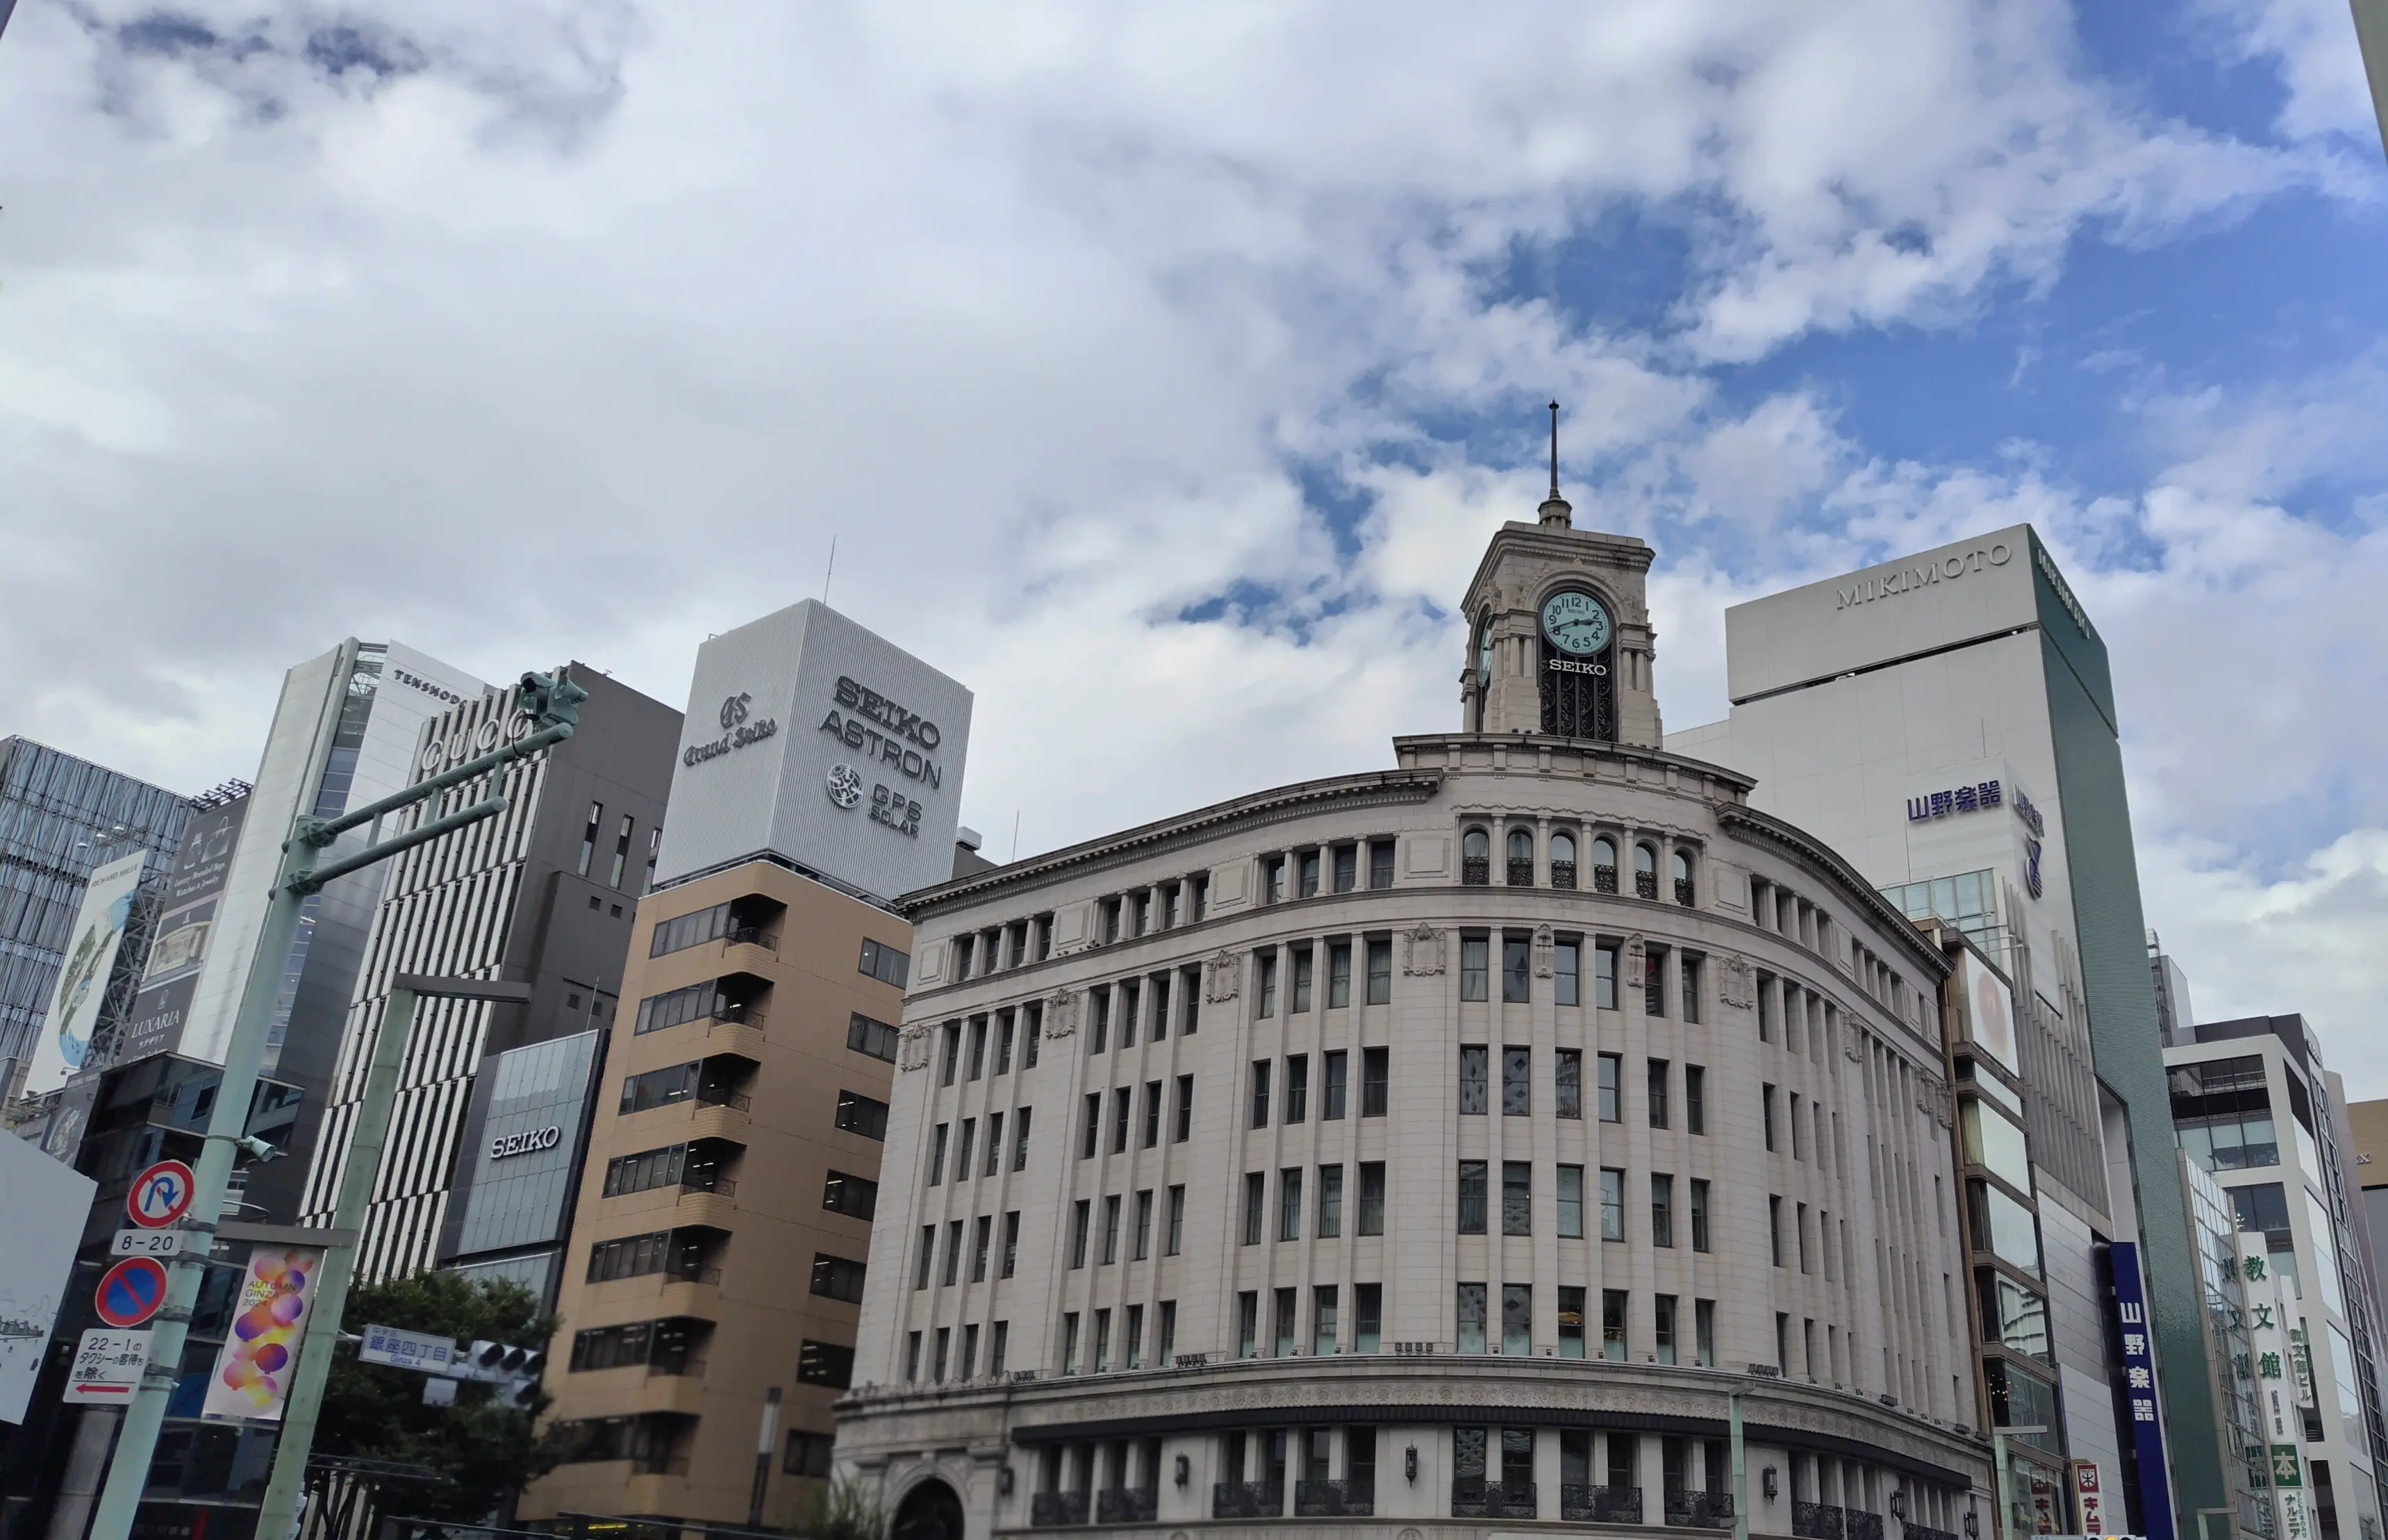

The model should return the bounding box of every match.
[1593,863,1618,893]
[1095,1488,1156,1523]
[1461,857,1491,886]
[695,1088,755,1113]
[679,1175,736,1198]
[1507,858,1534,886]
[1551,860,1577,890]
[1635,868,1659,899]
[708,1004,765,1029]
[1563,1485,1641,1523]
[1675,877,1696,906]
[1847,1512,1884,1540]
[1452,1482,1536,1520]
[723,925,778,950]
[631,1454,690,1476]
[1212,1482,1284,1519]
[1794,1500,1848,1540]
[1029,1491,1088,1527]
[646,1355,707,1378]
[1667,1491,1736,1529]
[1294,1480,1374,1517]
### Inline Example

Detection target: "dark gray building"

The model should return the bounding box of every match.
[297,665,680,1289]
[0,738,190,1090]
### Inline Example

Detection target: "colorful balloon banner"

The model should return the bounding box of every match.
[200,1246,323,1423]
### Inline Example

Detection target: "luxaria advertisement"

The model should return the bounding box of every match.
[118,795,249,1063]
[25,851,148,1096]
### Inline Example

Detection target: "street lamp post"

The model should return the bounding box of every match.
[83,670,586,1540]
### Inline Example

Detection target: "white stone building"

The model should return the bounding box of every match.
[834,496,1995,1540]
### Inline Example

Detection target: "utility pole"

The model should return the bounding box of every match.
[83,669,587,1540]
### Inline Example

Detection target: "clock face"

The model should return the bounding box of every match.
[1541,590,1612,656]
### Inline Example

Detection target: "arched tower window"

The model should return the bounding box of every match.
[1506,829,1534,886]
[1536,586,1617,740]
[1462,827,1491,886]
[1472,613,1493,733]
[1634,842,1659,900]
[1673,850,1696,906]
[1551,832,1578,890]
[1591,836,1618,894]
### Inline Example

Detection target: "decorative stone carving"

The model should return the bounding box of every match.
[1624,934,1646,988]
[898,1024,933,1072]
[1203,950,1240,1003]
[1532,923,1555,978]
[1718,953,1755,1009]
[1402,922,1445,977]
[1044,989,1080,1039]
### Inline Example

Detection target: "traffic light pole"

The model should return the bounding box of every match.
[85,672,585,1540]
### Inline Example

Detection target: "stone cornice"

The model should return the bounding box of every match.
[1715,805,1950,980]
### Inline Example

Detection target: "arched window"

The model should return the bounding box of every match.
[1462,827,1491,886]
[1591,836,1618,894]
[1673,850,1696,906]
[1550,832,1578,890]
[1634,843,1659,900]
[1506,829,1534,886]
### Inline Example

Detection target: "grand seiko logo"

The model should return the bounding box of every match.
[685,692,779,767]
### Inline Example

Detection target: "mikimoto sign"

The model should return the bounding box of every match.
[654,599,973,905]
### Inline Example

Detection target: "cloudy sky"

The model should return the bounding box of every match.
[4,2,2387,1082]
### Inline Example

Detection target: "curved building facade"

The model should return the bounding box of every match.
[836,505,1993,1540]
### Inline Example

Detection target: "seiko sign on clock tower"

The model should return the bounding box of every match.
[1458,481,1664,747]
[654,599,975,905]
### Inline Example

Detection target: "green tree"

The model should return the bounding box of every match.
[315,1270,578,1523]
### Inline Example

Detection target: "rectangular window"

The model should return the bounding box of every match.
[1555,940,1580,1006]
[1070,1200,1091,1268]
[913,1227,934,1289]
[633,982,722,1036]
[1651,1173,1675,1247]
[1291,947,1314,1013]
[1166,1185,1186,1255]
[1175,1075,1195,1142]
[1647,1059,1669,1129]
[1598,1052,1620,1122]
[821,1170,877,1219]
[954,1118,975,1178]
[1769,1195,1783,1266]
[1559,1286,1587,1359]
[1250,1061,1272,1129]
[1111,1087,1131,1154]
[1502,936,1530,1002]
[1156,1302,1175,1363]
[1790,1093,1805,1160]
[1002,1211,1020,1278]
[1370,840,1396,890]
[1332,843,1358,893]
[1763,1084,1777,1150]
[1502,1047,1530,1116]
[984,1113,1004,1177]
[970,1216,991,1282]
[1681,954,1702,1024]
[1143,1081,1163,1148]
[847,1013,899,1063]
[1062,1313,1080,1375]
[991,1320,1010,1376]
[1098,1195,1122,1264]
[1285,1054,1309,1124]
[967,1018,987,1079]
[1797,1201,1810,1271]
[578,801,602,877]
[1457,1282,1489,1354]
[602,1143,693,1197]
[568,1321,656,1373]
[1359,1162,1386,1235]
[960,1323,977,1380]
[939,1022,960,1085]
[1502,1284,1531,1356]
[797,1341,854,1390]
[620,1061,700,1115]
[1602,1289,1628,1361]
[1644,943,1667,1017]
[1313,1285,1339,1354]
[1362,1047,1389,1116]
[1081,1093,1101,1160]
[1556,1049,1582,1118]
[1243,1173,1266,1245]
[1690,1179,1711,1252]
[1600,1168,1625,1240]
[1323,1051,1348,1119]
[1013,1107,1032,1171]
[785,1432,835,1477]
[1278,1168,1304,1241]
[1125,1304,1144,1369]
[1655,1294,1678,1366]
[1026,1004,1043,1067]
[649,900,731,959]
[1328,942,1352,1008]
[942,1219,962,1286]
[1502,1161,1532,1236]
[1355,1284,1383,1352]
[1238,1292,1259,1358]
[1318,1165,1344,1237]
[1596,942,1620,1009]
[1366,938,1392,1004]
[1460,935,1489,1000]
[812,1253,867,1302]
[1686,1065,1706,1134]
[1274,1287,1298,1357]
[1696,1299,1716,1367]
[1457,1160,1489,1234]
[859,938,910,986]
[1091,987,1110,1054]
[1459,1045,1489,1114]
[586,1232,675,1283]
[1557,1164,1584,1239]
[1257,951,1279,1017]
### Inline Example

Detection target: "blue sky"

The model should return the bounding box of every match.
[1,1,2385,1082]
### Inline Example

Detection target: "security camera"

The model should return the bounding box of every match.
[233,1134,283,1164]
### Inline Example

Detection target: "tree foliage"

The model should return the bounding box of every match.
[802,1480,886,1540]
[315,1270,577,1522]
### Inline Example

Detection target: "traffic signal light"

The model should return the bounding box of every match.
[465,1340,545,1409]
[515,670,589,731]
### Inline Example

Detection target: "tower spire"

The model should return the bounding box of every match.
[1537,399,1573,527]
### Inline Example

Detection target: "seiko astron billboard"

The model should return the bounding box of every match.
[653,600,973,903]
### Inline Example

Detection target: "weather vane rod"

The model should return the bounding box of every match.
[1548,401,1560,497]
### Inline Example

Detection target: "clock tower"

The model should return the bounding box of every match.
[1457,430,1663,748]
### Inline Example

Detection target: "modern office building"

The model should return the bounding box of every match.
[2345,1100,2388,1333]
[2355,0,2387,162]
[833,493,1992,1540]
[1668,527,2211,1538]
[522,600,979,1530]
[0,737,190,1095]
[295,666,681,1291]
[2167,1014,2388,1540]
